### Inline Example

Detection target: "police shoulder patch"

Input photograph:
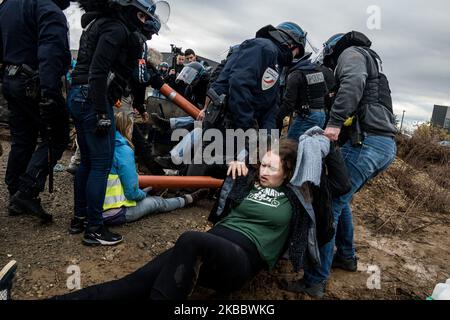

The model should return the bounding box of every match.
[262,67,279,91]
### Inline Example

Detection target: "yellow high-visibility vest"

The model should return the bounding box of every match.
[103,174,136,211]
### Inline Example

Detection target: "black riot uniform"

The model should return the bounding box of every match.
[278,56,335,140]
[67,0,165,246]
[0,0,72,222]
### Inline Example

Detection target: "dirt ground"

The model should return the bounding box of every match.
[0,140,449,300]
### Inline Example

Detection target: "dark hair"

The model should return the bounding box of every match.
[257,139,298,185]
[275,139,298,183]
[185,49,195,56]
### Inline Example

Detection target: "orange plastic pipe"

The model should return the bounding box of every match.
[159,84,201,119]
[139,176,224,189]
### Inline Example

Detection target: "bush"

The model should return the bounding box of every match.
[397,124,450,167]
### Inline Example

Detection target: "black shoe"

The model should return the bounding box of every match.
[155,156,183,170]
[83,225,123,247]
[150,113,170,132]
[189,189,209,202]
[0,260,17,301]
[332,255,358,272]
[69,217,87,235]
[8,200,23,216]
[280,278,326,298]
[10,191,53,223]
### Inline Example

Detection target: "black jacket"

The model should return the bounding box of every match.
[71,15,143,114]
[0,0,71,97]
[281,60,335,114]
[210,36,286,131]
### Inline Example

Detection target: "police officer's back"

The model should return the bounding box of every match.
[280,56,336,140]
[0,0,72,222]
[210,23,306,132]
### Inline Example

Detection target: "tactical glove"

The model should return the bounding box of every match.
[148,66,165,90]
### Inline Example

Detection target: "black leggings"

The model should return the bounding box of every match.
[57,227,264,300]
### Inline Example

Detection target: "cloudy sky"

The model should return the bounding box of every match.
[64,0,450,126]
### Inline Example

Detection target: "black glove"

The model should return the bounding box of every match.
[148,65,165,90]
[39,98,59,125]
[95,113,112,135]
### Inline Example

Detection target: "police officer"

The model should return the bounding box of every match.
[210,22,305,176]
[275,23,336,140]
[0,0,74,222]
[158,62,170,78]
[289,31,397,298]
[67,0,168,246]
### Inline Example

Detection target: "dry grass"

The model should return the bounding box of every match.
[397,124,450,166]
[393,124,450,214]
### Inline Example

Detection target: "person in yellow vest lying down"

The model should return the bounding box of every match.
[100,111,207,231]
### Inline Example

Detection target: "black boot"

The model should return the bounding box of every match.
[9,191,52,223]
[8,198,23,216]
[69,217,87,235]
[150,113,170,132]
[280,278,327,298]
[332,255,358,272]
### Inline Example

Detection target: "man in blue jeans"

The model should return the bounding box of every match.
[284,31,398,297]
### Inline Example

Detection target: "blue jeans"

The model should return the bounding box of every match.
[170,116,195,130]
[304,135,397,285]
[125,196,186,222]
[67,86,115,227]
[287,111,326,141]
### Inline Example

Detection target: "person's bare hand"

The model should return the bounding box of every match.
[324,126,341,142]
[197,108,206,121]
[141,112,149,123]
[227,161,248,180]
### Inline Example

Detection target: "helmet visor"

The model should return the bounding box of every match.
[176,66,199,85]
[136,0,170,24]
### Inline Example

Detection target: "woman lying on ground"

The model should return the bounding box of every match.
[1,139,321,300]
[71,111,207,242]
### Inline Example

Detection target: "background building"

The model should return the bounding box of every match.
[431,105,450,133]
